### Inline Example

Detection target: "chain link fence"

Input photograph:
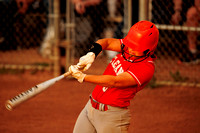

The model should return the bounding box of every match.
[0,0,127,76]
[148,0,200,87]
[39,0,127,75]
[0,0,199,87]
[70,0,126,75]
[0,0,52,72]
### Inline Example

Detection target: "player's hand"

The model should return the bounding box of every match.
[69,65,86,83]
[77,52,95,71]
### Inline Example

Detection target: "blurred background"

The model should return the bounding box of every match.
[0,1,200,133]
[0,0,199,87]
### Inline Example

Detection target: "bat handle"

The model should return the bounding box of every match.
[63,71,71,77]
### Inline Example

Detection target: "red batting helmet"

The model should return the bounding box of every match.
[121,21,159,63]
[123,20,159,53]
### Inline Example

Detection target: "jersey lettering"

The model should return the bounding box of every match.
[111,57,124,75]
[102,87,108,92]
[117,66,124,75]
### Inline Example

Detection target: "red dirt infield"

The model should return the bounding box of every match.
[0,71,200,133]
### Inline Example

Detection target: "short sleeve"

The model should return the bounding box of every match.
[127,62,155,86]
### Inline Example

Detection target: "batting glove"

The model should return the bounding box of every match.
[77,52,95,71]
[69,65,86,83]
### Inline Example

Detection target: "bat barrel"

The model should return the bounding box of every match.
[5,72,71,111]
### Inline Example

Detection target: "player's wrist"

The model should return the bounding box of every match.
[88,42,102,57]
[69,65,86,83]
[77,73,86,83]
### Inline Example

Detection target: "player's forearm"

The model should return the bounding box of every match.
[84,74,120,88]
[96,38,121,52]
[84,74,136,88]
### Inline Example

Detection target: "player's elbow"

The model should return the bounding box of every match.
[107,76,137,88]
[101,78,119,88]
[107,78,126,88]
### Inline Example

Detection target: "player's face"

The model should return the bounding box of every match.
[128,47,144,57]
[121,44,146,63]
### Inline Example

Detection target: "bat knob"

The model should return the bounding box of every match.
[5,101,13,111]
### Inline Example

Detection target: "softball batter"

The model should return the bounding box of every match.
[69,20,159,133]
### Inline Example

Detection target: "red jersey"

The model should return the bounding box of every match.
[92,41,156,107]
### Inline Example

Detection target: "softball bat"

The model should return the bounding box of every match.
[5,72,71,111]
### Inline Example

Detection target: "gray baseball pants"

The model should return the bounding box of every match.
[73,100,131,133]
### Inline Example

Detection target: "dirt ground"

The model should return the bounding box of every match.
[0,71,200,133]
